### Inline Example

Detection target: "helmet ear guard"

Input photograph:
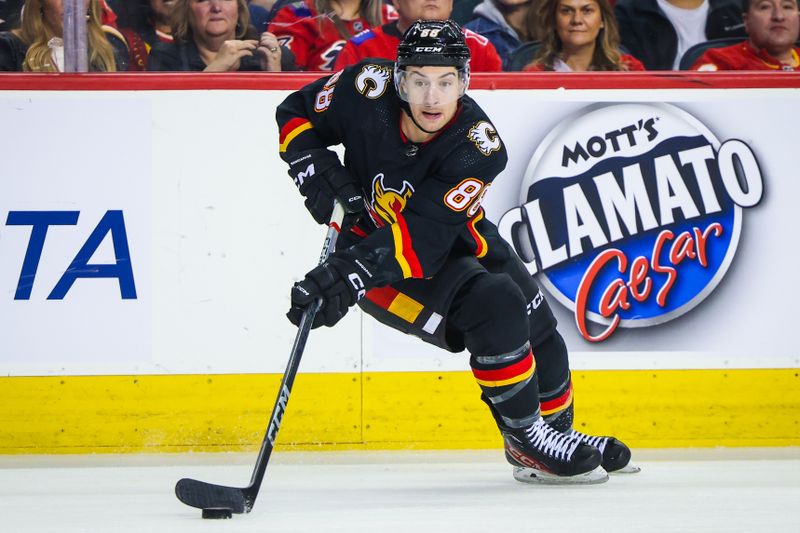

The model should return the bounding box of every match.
[394,20,472,103]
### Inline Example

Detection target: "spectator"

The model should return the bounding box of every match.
[614,0,747,70]
[268,0,394,70]
[334,0,502,71]
[111,0,176,70]
[148,0,287,71]
[464,0,537,70]
[692,0,799,70]
[524,0,644,70]
[0,0,128,71]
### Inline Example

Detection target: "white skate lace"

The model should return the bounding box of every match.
[524,418,582,461]
[567,429,608,454]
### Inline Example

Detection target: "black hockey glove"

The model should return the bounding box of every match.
[297,165,364,225]
[288,255,374,329]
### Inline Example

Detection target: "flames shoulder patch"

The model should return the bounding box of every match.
[468,121,502,156]
[355,64,392,100]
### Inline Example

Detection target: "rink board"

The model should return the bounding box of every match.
[1,73,799,453]
[0,368,797,453]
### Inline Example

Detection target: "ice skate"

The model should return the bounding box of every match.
[503,418,608,485]
[566,428,641,474]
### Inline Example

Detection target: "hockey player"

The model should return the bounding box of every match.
[277,19,637,484]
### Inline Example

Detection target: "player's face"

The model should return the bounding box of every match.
[745,0,800,54]
[393,0,454,28]
[555,0,604,52]
[402,66,461,135]
[189,0,239,39]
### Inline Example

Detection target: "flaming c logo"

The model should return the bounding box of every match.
[369,174,415,226]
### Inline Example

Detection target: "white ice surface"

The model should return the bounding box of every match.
[0,449,798,533]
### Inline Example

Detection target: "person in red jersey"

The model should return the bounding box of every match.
[524,0,644,71]
[334,0,502,71]
[691,0,800,71]
[267,0,396,70]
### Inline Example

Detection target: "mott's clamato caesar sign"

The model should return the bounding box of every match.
[499,103,764,342]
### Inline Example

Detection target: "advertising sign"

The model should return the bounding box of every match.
[0,97,152,372]
[498,103,763,342]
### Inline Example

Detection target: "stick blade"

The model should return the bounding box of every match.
[175,478,249,514]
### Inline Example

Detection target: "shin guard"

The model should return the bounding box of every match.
[471,342,540,429]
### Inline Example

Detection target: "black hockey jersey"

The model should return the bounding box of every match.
[276,59,508,288]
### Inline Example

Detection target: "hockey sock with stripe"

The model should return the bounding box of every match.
[471,342,541,429]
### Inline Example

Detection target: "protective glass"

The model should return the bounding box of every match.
[394,66,470,105]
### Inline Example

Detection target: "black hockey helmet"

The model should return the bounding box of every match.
[396,19,471,70]
[394,20,471,104]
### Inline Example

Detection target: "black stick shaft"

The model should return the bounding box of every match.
[243,201,346,509]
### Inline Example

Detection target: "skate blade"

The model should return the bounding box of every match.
[610,463,641,474]
[513,465,609,485]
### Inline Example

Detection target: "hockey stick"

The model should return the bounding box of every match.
[175,200,347,518]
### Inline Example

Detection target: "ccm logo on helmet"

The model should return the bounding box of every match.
[414,46,443,53]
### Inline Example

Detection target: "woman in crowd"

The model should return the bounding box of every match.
[524,0,643,71]
[148,0,286,71]
[267,0,394,70]
[0,0,128,71]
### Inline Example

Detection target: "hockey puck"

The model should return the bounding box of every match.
[202,508,233,519]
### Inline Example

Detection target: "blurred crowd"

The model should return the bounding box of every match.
[0,0,797,72]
